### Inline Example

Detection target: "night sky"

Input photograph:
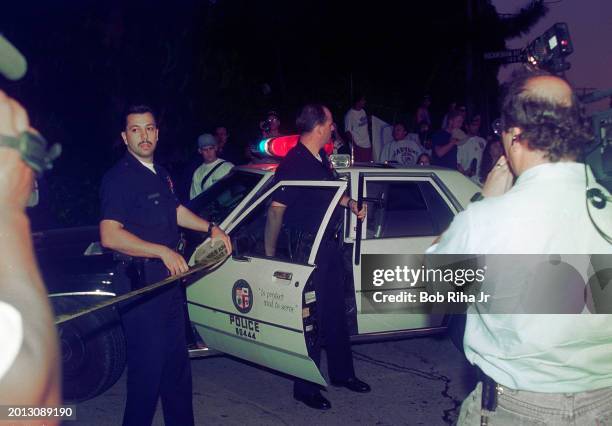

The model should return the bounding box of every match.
[1,0,543,227]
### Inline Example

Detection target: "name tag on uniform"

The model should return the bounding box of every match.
[147,192,161,199]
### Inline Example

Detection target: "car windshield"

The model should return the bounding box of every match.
[187,170,264,224]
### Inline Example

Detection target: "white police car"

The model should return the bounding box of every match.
[184,135,480,386]
[44,136,479,402]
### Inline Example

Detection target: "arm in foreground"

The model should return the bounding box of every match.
[0,91,60,410]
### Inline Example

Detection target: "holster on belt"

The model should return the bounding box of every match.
[477,366,499,412]
[113,252,147,291]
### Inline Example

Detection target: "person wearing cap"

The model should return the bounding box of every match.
[190,133,234,199]
[432,109,464,170]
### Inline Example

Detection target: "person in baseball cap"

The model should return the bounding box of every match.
[190,133,234,199]
[197,133,217,150]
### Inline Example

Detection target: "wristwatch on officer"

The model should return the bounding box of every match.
[207,222,218,233]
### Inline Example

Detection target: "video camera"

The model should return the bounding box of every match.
[260,111,280,133]
[586,107,612,192]
[524,23,573,74]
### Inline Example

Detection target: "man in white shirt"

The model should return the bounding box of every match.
[190,133,234,199]
[430,69,612,425]
[344,94,372,162]
[379,122,423,166]
[457,115,486,183]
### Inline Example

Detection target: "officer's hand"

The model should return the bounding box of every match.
[349,199,367,220]
[211,226,232,255]
[0,91,35,210]
[482,155,513,198]
[160,247,189,276]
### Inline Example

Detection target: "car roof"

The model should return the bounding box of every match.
[235,161,469,176]
[233,161,480,209]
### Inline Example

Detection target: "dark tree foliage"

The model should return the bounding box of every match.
[1,0,546,227]
[465,0,548,125]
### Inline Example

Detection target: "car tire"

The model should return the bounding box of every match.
[51,296,126,403]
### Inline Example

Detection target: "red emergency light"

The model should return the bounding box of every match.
[255,135,333,158]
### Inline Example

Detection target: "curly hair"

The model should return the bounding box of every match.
[500,68,592,161]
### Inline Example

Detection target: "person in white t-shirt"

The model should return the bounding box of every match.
[344,94,372,162]
[190,133,234,199]
[457,114,486,183]
[379,122,423,166]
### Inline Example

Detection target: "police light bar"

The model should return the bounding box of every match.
[253,135,333,158]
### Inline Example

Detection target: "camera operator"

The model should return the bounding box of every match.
[259,110,282,139]
[429,68,612,425]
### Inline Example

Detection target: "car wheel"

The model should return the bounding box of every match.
[51,296,126,403]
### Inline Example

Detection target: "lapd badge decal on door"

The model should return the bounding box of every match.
[232,280,253,313]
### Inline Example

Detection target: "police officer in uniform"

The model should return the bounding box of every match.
[100,105,231,426]
[264,104,370,410]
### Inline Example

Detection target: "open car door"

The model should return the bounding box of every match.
[352,172,462,335]
[187,180,347,386]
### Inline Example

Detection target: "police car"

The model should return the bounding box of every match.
[41,135,479,402]
[183,135,480,387]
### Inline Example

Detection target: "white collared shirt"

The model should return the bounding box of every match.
[430,162,612,392]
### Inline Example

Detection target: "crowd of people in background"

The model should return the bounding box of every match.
[183,93,503,204]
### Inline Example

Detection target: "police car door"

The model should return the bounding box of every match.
[187,180,347,386]
[351,172,461,335]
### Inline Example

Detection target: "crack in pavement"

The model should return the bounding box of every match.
[352,350,463,425]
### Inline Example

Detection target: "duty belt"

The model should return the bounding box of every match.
[55,239,229,325]
[113,253,165,291]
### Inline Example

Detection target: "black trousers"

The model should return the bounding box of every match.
[294,241,355,396]
[116,260,194,426]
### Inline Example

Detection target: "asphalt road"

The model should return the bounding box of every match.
[72,336,477,425]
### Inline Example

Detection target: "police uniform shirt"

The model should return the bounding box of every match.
[100,152,180,249]
[272,142,338,234]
